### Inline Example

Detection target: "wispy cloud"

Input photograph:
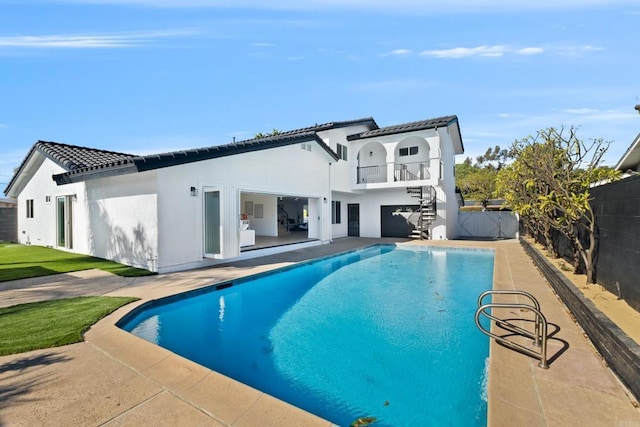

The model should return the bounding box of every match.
[50,0,639,13]
[555,45,604,57]
[413,44,606,59]
[251,42,275,47]
[419,45,546,59]
[562,107,637,121]
[420,45,508,58]
[494,107,638,131]
[517,47,544,55]
[0,30,196,49]
[388,49,412,56]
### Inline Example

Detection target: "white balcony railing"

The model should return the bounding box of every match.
[357,164,387,183]
[394,162,430,182]
[357,161,432,184]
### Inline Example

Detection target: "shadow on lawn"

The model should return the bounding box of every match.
[0,265,61,282]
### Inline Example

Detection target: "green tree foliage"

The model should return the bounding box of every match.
[496,126,620,283]
[254,129,282,139]
[476,145,511,169]
[456,145,509,209]
[495,143,557,254]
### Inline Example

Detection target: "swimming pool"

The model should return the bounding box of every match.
[119,244,494,426]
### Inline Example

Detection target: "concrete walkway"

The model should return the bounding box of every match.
[1,238,638,426]
[0,269,138,308]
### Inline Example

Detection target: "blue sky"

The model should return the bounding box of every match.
[1,0,639,189]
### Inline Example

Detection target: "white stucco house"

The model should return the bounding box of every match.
[4,115,464,273]
[615,133,640,177]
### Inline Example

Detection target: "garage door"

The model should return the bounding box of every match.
[380,205,419,238]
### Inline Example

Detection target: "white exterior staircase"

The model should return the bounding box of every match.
[406,186,436,239]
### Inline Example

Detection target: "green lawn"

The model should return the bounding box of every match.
[0,296,138,355]
[0,243,154,282]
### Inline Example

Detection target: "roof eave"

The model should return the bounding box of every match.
[4,146,44,198]
[331,117,378,131]
[134,133,338,172]
[615,133,640,172]
[346,115,460,142]
[53,164,139,185]
[447,118,465,155]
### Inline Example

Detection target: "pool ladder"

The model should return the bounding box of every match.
[475,290,549,369]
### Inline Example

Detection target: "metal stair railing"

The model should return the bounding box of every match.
[406,186,436,240]
[277,205,290,233]
[475,290,549,369]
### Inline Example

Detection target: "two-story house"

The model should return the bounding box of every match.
[4,115,463,273]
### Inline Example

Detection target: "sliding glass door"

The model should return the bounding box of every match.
[56,196,73,249]
[204,190,221,256]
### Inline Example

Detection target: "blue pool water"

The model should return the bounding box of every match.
[120,245,494,426]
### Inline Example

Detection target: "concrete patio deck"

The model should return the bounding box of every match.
[1,238,638,426]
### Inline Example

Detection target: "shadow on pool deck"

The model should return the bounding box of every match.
[0,237,638,426]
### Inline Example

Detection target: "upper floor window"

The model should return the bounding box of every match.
[336,143,348,161]
[26,199,34,218]
[399,146,418,156]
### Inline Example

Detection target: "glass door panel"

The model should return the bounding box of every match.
[57,197,66,247]
[204,191,221,255]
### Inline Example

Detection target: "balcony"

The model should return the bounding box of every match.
[357,164,387,184]
[394,162,430,182]
[356,161,432,185]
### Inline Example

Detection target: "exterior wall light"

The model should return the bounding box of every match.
[190,186,198,196]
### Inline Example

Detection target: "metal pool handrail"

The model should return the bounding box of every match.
[475,290,549,369]
[477,290,542,346]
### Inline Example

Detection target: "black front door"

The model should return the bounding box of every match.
[347,204,360,236]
